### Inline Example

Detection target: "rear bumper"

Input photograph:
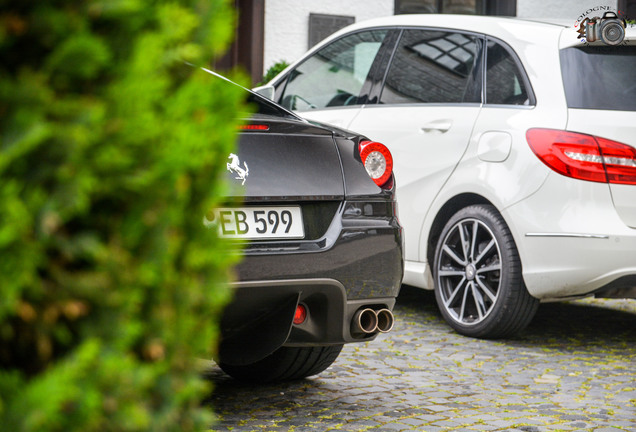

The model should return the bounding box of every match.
[218,201,403,365]
[505,173,636,300]
[219,279,396,366]
[517,234,636,299]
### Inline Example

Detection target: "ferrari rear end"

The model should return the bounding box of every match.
[204,74,403,382]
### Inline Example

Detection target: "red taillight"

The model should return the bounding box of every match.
[526,128,636,185]
[597,137,636,185]
[293,304,307,325]
[359,140,394,188]
[238,124,269,131]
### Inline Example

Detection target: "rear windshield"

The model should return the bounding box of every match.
[560,46,636,111]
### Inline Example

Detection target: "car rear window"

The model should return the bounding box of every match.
[560,46,636,111]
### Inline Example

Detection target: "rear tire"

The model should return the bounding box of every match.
[219,344,343,383]
[433,204,539,338]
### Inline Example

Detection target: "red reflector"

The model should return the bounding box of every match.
[293,304,307,325]
[359,140,394,188]
[526,128,636,185]
[238,124,269,131]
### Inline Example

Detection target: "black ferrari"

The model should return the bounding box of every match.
[205,70,403,382]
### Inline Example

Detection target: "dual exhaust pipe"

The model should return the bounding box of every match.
[351,307,395,337]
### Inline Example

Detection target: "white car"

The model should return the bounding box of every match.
[255,14,636,338]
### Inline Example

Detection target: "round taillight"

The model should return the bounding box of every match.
[359,140,393,188]
[293,304,307,325]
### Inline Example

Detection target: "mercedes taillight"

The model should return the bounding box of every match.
[526,128,636,185]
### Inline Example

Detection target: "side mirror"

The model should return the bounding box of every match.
[252,85,275,100]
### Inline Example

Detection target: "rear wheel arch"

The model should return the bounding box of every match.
[426,193,492,267]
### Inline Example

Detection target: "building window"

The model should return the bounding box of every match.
[395,0,484,14]
[618,0,636,19]
[308,14,355,49]
[395,0,515,16]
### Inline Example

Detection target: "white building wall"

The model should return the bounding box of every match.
[263,0,394,71]
[517,0,618,20]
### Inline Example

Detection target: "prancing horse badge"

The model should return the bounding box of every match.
[226,153,249,185]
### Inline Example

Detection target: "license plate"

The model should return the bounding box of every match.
[206,206,304,239]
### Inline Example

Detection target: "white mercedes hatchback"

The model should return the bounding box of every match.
[255,14,636,338]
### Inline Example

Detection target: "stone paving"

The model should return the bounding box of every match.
[205,286,636,431]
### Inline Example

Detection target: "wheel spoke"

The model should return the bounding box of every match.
[444,276,467,308]
[474,239,496,266]
[476,263,501,275]
[443,244,466,266]
[470,220,479,262]
[471,283,487,319]
[458,223,471,262]
[458,283,470,321]
[475,276,498,303]
[438,269,466,277]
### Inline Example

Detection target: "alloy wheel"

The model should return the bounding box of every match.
[436,218,502,326]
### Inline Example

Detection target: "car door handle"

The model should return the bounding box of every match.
[421,120,452,133]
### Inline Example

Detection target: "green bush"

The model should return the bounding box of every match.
[0,1,244,430]
[258,60,290,86]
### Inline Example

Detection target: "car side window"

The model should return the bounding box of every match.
[380,29,480,104]
[279,30,387,111]
[486,40,531,105]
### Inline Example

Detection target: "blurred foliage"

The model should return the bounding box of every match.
[0,0,245,430]
[258,60,289,86]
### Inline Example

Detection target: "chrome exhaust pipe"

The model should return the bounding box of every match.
[351,308,378,336]
[375,308,394,333]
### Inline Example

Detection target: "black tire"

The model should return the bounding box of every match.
[219,344,343,383]
[433,204,539,339]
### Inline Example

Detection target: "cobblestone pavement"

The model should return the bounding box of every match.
[205,286,636,431]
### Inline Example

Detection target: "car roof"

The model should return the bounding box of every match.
[330,14,569,35]
[325,14,636,48]
[350,14,568,27]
